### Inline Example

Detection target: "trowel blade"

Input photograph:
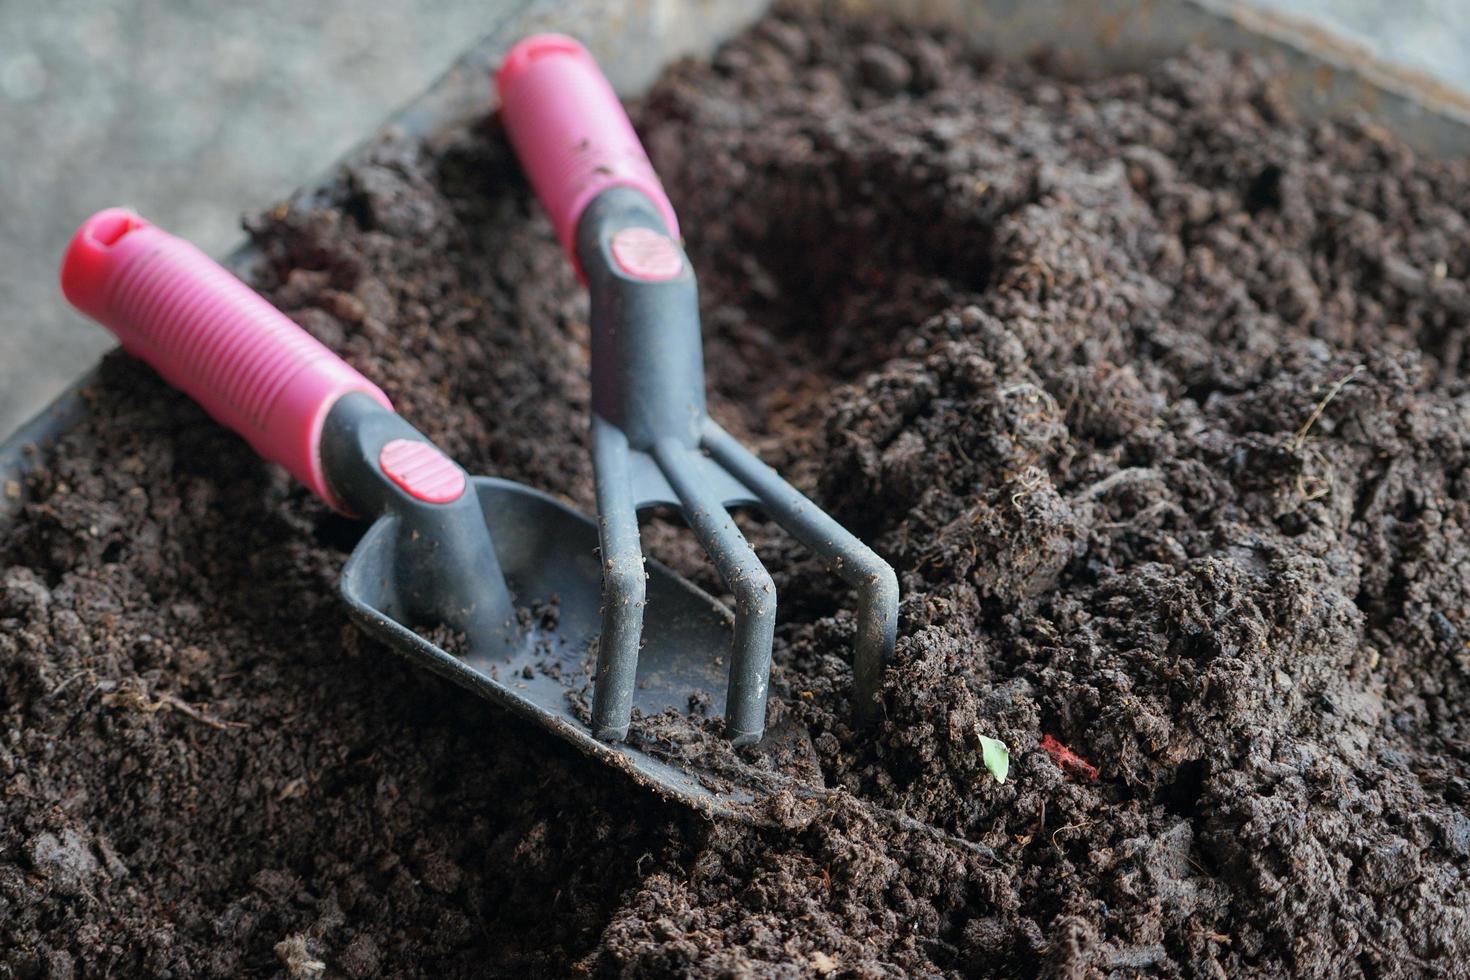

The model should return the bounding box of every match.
[338,477,814,818]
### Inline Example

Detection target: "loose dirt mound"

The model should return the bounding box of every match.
[4,8,1469,977]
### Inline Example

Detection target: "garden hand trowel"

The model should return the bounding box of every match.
[59,208,756,814]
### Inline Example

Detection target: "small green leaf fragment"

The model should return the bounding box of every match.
[979,735,1010,784]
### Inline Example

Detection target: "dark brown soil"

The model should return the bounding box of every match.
[5,7,1470,977]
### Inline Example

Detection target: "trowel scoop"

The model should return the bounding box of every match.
[59,208,762,814]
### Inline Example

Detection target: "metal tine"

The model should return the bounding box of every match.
[652,437,776,744]
[701,421,899,724]
[590,418,647,741]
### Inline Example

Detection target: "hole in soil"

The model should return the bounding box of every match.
[670,132,1006,403]
[342,181,376,232]
[1276,509,1310,537]
[1156,758,1207,818]
[87,210,143,247]
[711,183,998,384]
[1244,164,1284,213]
[313,511,369,553]
[100,541,125,565]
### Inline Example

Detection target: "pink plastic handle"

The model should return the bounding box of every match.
[60,208,392,512]
[495,34,680,268]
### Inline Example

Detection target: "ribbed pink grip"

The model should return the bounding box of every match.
[60,208,392,511]
[496,34,680,269]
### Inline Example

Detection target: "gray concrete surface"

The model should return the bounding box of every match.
[0,0,1466,434]
[0,0,505,432]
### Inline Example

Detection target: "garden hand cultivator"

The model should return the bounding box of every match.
[497,35,899,745]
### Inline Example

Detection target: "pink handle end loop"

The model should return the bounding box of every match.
[61,208,153,321]
[60,208,392,512]
[495,34,680,269]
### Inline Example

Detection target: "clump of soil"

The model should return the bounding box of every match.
[5,6,1470,977]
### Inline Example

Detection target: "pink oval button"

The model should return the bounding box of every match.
[378,439,467,504]
[610,227,683,281]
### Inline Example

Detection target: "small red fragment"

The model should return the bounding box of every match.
[1041,734,1099,782]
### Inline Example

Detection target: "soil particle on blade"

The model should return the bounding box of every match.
[5,4,1470,977]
